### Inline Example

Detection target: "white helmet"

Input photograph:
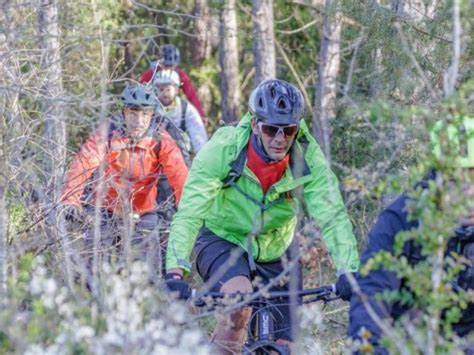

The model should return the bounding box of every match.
[153,69,181,87]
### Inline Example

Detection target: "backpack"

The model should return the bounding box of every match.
[450,226,474,290]
[158,101,192,167]
[402,226,474,291]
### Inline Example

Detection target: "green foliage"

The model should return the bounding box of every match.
[8,201,28,233]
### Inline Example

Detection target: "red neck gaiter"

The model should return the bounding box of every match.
[247,136,289,193]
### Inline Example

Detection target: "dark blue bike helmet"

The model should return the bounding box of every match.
[249,79,305,125]
[160,44,181,66]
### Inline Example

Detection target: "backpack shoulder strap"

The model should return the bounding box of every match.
[147,118,162,156]
[289,135,311,179]
[107,115,125,147]
[222,146,247,188]
[180,100,188,132]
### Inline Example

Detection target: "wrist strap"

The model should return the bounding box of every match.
[166,272,183,280]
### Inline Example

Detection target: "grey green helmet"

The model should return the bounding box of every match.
[430,116,474,168]
[121,84,159,109]
[249,79,305,125]
[153,69,181,87]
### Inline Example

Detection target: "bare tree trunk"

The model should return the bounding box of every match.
[391,0,404,16]
[123,9,136,79]
[123,44,135,79]
[219,0,241,124]
[443,0,461,97]
[369,47,383,98]
[0,26,8,306]
[192,0,212,122]
[192,0,211,67]
[38,0,66,195]
[0,0,22,308]
[38,0,76,290]
[252,0,276,84]
[313,0,342,160]
[0,111,7,310]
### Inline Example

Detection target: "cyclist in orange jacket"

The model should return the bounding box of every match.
[61,84,188,279]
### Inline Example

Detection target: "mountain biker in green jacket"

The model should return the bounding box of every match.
[165,79,359,354]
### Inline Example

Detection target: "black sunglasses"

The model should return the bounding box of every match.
[124,106,154,115]
[258,122,299,138]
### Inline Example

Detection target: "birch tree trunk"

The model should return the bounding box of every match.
[123,4,136,79]
[443,0,461,97]
[38,0,76,290]
[192,0,212,121]
[252,0,276,84]
[0,148,6,311]
[0,41,8,308]
[313,0,342,160]
[391,0,404,16]
[192,0,211,67]
[0,0,21,309]
[38,0,66,196]
[219,0,241,124]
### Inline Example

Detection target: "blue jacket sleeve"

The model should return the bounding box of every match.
[348,196,414,347]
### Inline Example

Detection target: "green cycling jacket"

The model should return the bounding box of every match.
[166,112,359,273]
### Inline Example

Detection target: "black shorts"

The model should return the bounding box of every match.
[195,227,302,341]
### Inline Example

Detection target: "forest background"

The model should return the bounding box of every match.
[0,0,473,353]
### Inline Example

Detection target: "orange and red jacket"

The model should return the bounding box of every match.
[61,118,188,216]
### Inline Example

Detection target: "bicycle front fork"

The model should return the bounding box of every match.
[243,307,290,355]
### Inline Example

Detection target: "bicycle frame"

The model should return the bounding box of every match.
[192,285,337,355]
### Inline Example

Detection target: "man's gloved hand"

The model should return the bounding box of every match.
[336,272,357,301]
[165,273,192,300]
[62,205,83,223]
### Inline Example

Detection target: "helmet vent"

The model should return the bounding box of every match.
[278,98,287,109]
[258,97,264,108]
[270,86,276,98]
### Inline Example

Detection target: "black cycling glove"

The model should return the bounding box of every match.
[165,273,192,300]
[63,205,83,223]
[336,272,357,301]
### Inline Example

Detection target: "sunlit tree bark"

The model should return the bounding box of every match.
[0,0,21,309]
[313,0,342,160]
[192,0,211,67]
[252,0,276,84]
[219,0,241,124]
[38,0,66,196]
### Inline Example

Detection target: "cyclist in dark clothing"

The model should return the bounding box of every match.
[349,116,474,354]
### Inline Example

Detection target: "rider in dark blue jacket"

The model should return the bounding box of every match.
[348,116,474,353]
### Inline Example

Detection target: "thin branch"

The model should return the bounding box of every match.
[277,19,318,35]
[394,21,438,101]
[343,34,364,96]
[131,0,198,20]
[275,40,312,114]
[291,0,363,28]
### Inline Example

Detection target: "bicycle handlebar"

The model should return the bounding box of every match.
[191,284,337,307]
